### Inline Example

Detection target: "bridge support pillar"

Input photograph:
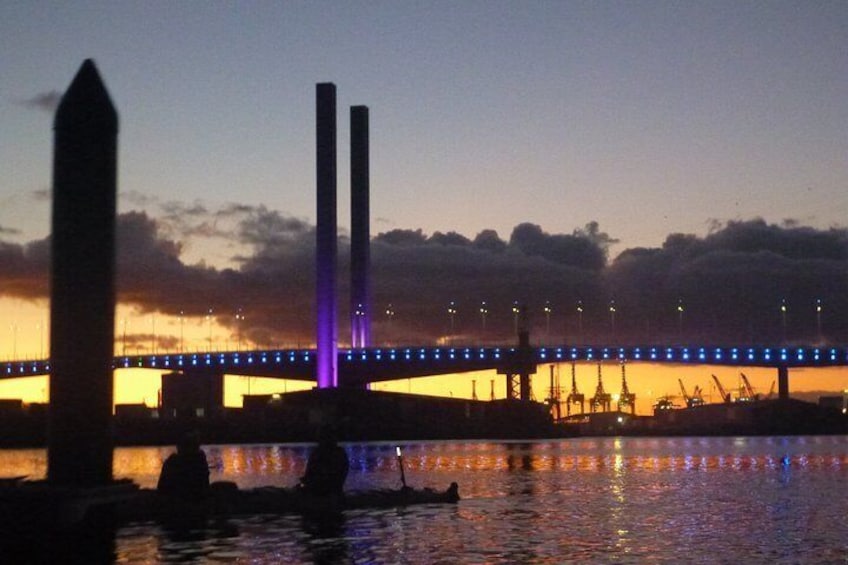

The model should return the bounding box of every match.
[315,82,338,388]
[777,365,789,400]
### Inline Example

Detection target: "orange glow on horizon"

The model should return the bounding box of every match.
[0,363,843,417]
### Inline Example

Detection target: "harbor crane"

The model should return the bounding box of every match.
[566,363,585,415]
[739,373,759,402]
[678,378,705,408]
[590,363,612,412]
[618,362,636,414]
[711,374,732,403]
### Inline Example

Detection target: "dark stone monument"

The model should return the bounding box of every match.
[48,59,118,486]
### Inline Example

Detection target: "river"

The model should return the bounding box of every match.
[2,436,847,563]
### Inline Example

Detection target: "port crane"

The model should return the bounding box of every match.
[711,374,732,403]
[590,363,612,412]
[739,373,759,402]
[678,378,705,408]
[565,363,585,415]
[618,362,636,414]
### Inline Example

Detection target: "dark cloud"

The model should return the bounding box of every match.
[606,219,848,345]
[0,210,845,349]
[18,90,62,113]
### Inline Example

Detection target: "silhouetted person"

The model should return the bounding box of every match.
[157,432,210,500]
[300,427,349,497]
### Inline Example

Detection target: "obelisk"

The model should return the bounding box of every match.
[48,59,118,486]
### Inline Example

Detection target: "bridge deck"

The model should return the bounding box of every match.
[3,345,848,382]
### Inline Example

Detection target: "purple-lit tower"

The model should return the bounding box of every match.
[316,83,337,388]
[350,106,371,348]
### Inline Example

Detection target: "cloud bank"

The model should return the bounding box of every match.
[1,206,846,349]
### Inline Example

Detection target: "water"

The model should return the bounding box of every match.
[2,436,847,563]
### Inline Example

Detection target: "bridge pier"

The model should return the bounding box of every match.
[777,365,789,400]
[500,313,536,401]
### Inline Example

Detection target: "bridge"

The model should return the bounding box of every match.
[5,344,847,397]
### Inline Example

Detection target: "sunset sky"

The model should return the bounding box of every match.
[0,2,846,412]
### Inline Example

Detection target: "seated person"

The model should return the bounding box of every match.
[300,427,349,497]
[157,432,210,500]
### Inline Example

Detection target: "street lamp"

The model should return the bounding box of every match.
[36,321,44,359]
[677,299,684,340]
[235,308,245,351]
[544,301,552,344]
[479,301,488,333]
[179,310,185,353]
[609,300,617,340]
[385,304,395,344]
[9,322,17,359]
[447,301,457,338]
[121,318,128,356]
[576,300,584,342]
[780,299,787,343]
[206,308,214,352]
[816,299,822,342]
[512,301,520,335]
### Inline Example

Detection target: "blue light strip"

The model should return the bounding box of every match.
[2,344,848,380]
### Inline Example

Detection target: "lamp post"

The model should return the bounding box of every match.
[816,299,822,342]
[780,299,787,343]
[206,308,214,352]
[544,301,552,344]
[179,311,184,353]
[10,322,17,359]
[677,299,684,341]
[37,321,44,359]
[385,304,395,344]
[235,308,245,351]
[609,300,616,341]
[121,318,128,356]
[512,301,520,335]
[479,301,488,333]
[576,300,584,343]
[448,301,457,340]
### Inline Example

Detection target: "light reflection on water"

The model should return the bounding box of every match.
[2,436,848,562]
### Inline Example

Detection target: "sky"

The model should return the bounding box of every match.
[0,2,847,411]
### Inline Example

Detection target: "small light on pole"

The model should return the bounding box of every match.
[448,301,457,338]
[815,299,822,342]
[385,304,395,344]
[235,308,245,351]
[780,299,787,342]
[480,301,488,333]
[609,300,617,340]
[206,308,214,352]
[576,300,584,342]
[544,301,552,344]
[512,301,520,335]
[677,299,684,339]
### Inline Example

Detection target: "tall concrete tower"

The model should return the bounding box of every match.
[350,105,371,348]
[315,83,337,388]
